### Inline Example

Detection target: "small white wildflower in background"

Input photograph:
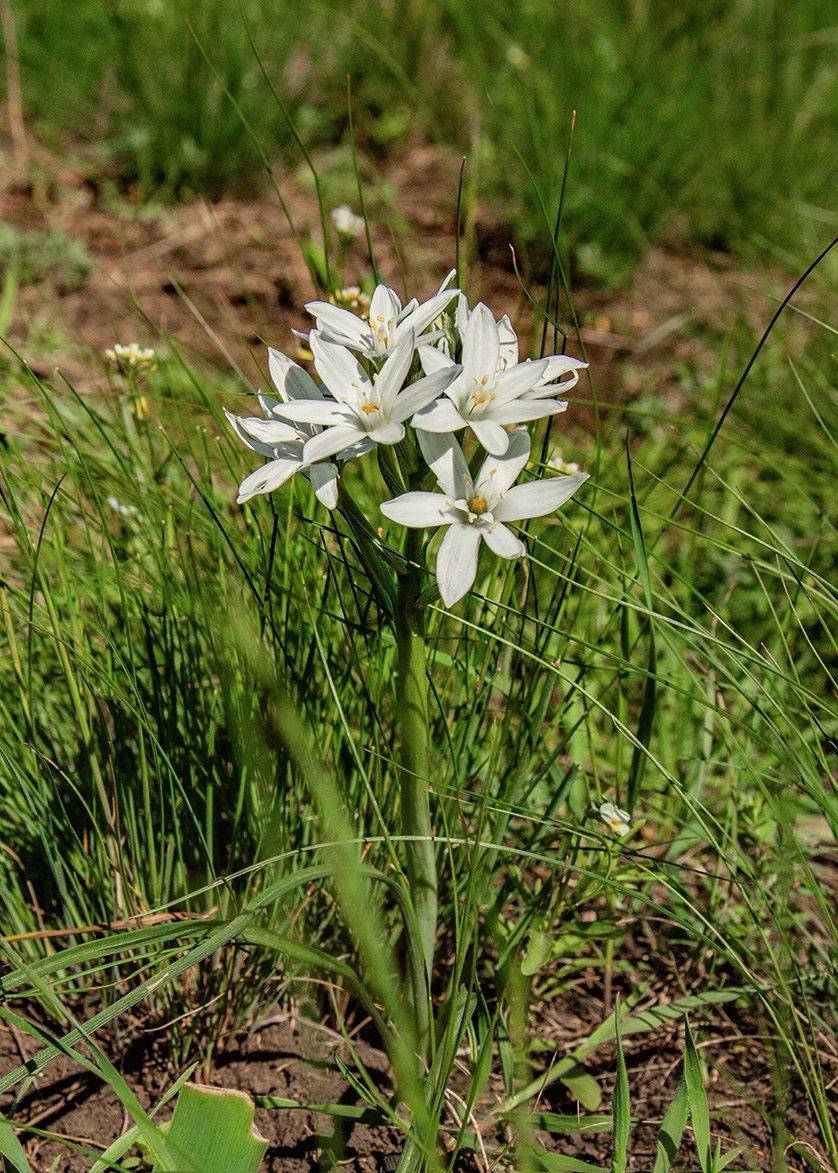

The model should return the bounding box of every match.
[105,343,157,374]
[330,205,366,239]
[598,801,631,836]
[331,286,370,315]
[381,430,588,606]
[548,450,581,475]
[106,496,139,518]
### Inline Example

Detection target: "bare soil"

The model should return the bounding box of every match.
[2,979,834,1172]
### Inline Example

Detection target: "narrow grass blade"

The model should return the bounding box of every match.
[652,1077,688,1173]
[0,1117,34,1173]
[610,1005,630,1173]
[684,1018,712,1173]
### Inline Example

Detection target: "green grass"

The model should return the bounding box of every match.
[1,233,837,1167]
[7,0,838,276]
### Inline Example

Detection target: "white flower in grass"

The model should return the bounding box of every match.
[275,329,457,465]
[412,303,577,456]
[225,348,371,508]
[330,204,365,239]
[380,430,589,607]
[598,802,631,836]
[305,281,459,359]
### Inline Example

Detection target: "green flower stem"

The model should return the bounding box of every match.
[394,528,437,991]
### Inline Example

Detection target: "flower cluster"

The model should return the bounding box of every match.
[227,277,589,606]
[105,342,157,374]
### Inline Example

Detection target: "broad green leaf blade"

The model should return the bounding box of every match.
[684,1019,712,1173]
[560,1065,602,1112]
[0,1116,34,1173]
[530,1149,608,1173]
[154,1085,267,1173]
[653,1078,688,1173]
[529,1114,612,1136]
[611,1009,630,1173]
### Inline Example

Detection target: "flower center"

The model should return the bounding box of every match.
[361,403,379,415]
[468,494,489,515]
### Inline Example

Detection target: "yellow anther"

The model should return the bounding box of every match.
[362,403,379,415]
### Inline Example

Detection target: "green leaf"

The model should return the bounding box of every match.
[530,1113,612,1136]
[0,1115,34,1173]
[530,1149,608,1173]
[611,1008,630,1173]
[652,1078,688,1173]
[153,1085,267,1173]
[684,1019,712,1173]
[560,1064,602,1112]
[521,930,553,976]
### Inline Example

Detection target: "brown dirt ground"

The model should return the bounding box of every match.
[2,136,835,1171]
[2,976,835,1173]
[0,137,787,425]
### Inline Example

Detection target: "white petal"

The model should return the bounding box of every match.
[268,348,322,402]
[489,399,569,425]
[370,284,402,325]
[309,461,339,509]
[399,288,460,339]
[435,523,481,607]
[469,418,510,455]
[271,400,348,426]
[482,522,525,559]
[376,329,415,413]
[493,471,589,521]
[475,429,531,495]
[310,332,370,403]
[436,268,458,294]
[417,431,473,499]
[368,420,405,445]
[418,343,457,376]
[237,457,301,502]
[389,368,459,424]
[381,491,452,528]
[462,303,499,385]
[497,315,519,367]
[412,398,468,434]
[492,357,551,405]
[303,424,368,464]
[305,301,369,348]
[539,354,588,382]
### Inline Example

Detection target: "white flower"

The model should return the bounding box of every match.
[225,349,370,508]
[380,430,588,607]
[106,342,156,372]
[598,802,631,836]
[330,204,366,239]
[411,303,575,456]
[274,329,456,464]
[424,296,587,396]
[305,281,459,359]
[106,496,139,518]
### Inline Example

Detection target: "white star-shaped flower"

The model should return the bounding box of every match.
[598,802,631,836]
[305,281,459,359]
[380,430,588,607]
[275,329,456,464]
[226,348,371,507]
[411,303,577,456]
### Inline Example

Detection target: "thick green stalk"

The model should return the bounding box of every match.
[394,529,437,987]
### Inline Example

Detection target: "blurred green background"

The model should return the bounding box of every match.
[7,0,838,282]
